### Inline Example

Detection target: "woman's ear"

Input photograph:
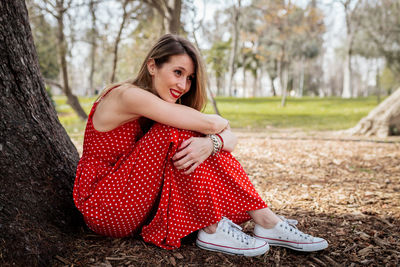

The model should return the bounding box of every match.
[147,58,156,75]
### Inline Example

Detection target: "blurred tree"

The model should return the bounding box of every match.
[246,0,325,103]
[143,0,182,34]
[87,0,98,95]
[189,2,221,114]
[380,67,400,95]
[226,0,242,97]
[348,0,400,137]
[0,1,81,265]
[110,0,143,83]
[336,0,361,98]
[27,4,59,80]
[205,40,230,96]
[357,0,400,83]
[32,0,87,120]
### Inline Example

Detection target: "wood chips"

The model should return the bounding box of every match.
[58,130,400,266]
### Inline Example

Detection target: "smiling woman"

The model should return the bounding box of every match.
[148,54,195,102]
[73,34,328,257]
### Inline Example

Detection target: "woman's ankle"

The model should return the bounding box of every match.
[248,208,282,229]
[203,223,218,234]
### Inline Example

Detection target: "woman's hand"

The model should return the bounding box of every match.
[172,136,213,175]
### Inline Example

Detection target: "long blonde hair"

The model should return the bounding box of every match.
[99,34,207,112]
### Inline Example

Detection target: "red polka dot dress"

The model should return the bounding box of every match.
[73,89,268,250]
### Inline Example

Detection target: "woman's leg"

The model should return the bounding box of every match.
[140,123,268,251]
[248,208,281,228]
[203,207,280,234]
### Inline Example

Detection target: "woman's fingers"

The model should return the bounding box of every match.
[175,158,194,170]
[184,162,199,175]
[173,136,213,172]
[172,138,192,161]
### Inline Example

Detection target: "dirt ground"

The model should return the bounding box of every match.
[58,130,400,266]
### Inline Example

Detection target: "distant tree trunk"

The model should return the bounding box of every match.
[216,75,223,96]
[191,28,220,115]
[252,70,258,97]
[226,0,241,97]
[347,88,400,137]
[376,61,381,103]
[340,0,361,99]
[342,39,353,98]
[163,0,181,34]
[299,57,305,97]
[242,68,247,96]
[145,0,182,34]
[53,0,87,120]
[110,0,131,84]
[0,1,82,265]
[280,66,289,106]
[88,0,97,95]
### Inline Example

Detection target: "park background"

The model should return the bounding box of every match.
[0,0,399,266]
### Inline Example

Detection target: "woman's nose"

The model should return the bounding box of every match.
[177,77,186,89]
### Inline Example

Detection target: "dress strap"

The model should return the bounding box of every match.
[89,84,120,120]
[95,84,120,104]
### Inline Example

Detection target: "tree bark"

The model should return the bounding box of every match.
[0,1,82,265]
[347,88,400,137]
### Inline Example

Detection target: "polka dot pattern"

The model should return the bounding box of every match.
[73,90,268,250]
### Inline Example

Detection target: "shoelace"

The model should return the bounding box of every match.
[220,217,252,245]
[278,216,312,241]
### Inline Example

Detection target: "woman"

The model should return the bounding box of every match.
[73,34,328,256]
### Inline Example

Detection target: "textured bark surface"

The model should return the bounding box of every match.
[347,88,400,137]
[0,1,82,265]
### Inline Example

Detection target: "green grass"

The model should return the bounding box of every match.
[205,97,378,131]
[54,95,379,137]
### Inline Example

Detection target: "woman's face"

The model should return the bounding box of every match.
[148,54,195,103]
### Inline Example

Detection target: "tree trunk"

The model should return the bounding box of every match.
[163,0,181,34]
[146,0,182,34]
[191,28,220,115]
[226,0,241,97]
[242,68,247,97]
[299,57,305,97]
[110,0,131,84]
[347,88,400,137]
[55,0,87,120]
[280,66,289,107]
[0,1,82,265]
[376,61,381,103]
[88,0,97,95]
[342,43,352,98]
[252,70,258,97]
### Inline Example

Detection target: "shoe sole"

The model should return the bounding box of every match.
[196,239,269,257]
[254,236,328,252]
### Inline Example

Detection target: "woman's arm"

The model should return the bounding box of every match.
[217,124,237,152]
[118,84,228,134]
[172,126,237,174]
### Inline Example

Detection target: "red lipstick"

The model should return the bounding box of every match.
[170,89,181,98]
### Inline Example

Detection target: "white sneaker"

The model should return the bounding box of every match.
[254,218,328,252]
[196,217,269,257]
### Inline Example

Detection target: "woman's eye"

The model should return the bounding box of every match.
[174,70,182,76]
[187,76,194,81]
